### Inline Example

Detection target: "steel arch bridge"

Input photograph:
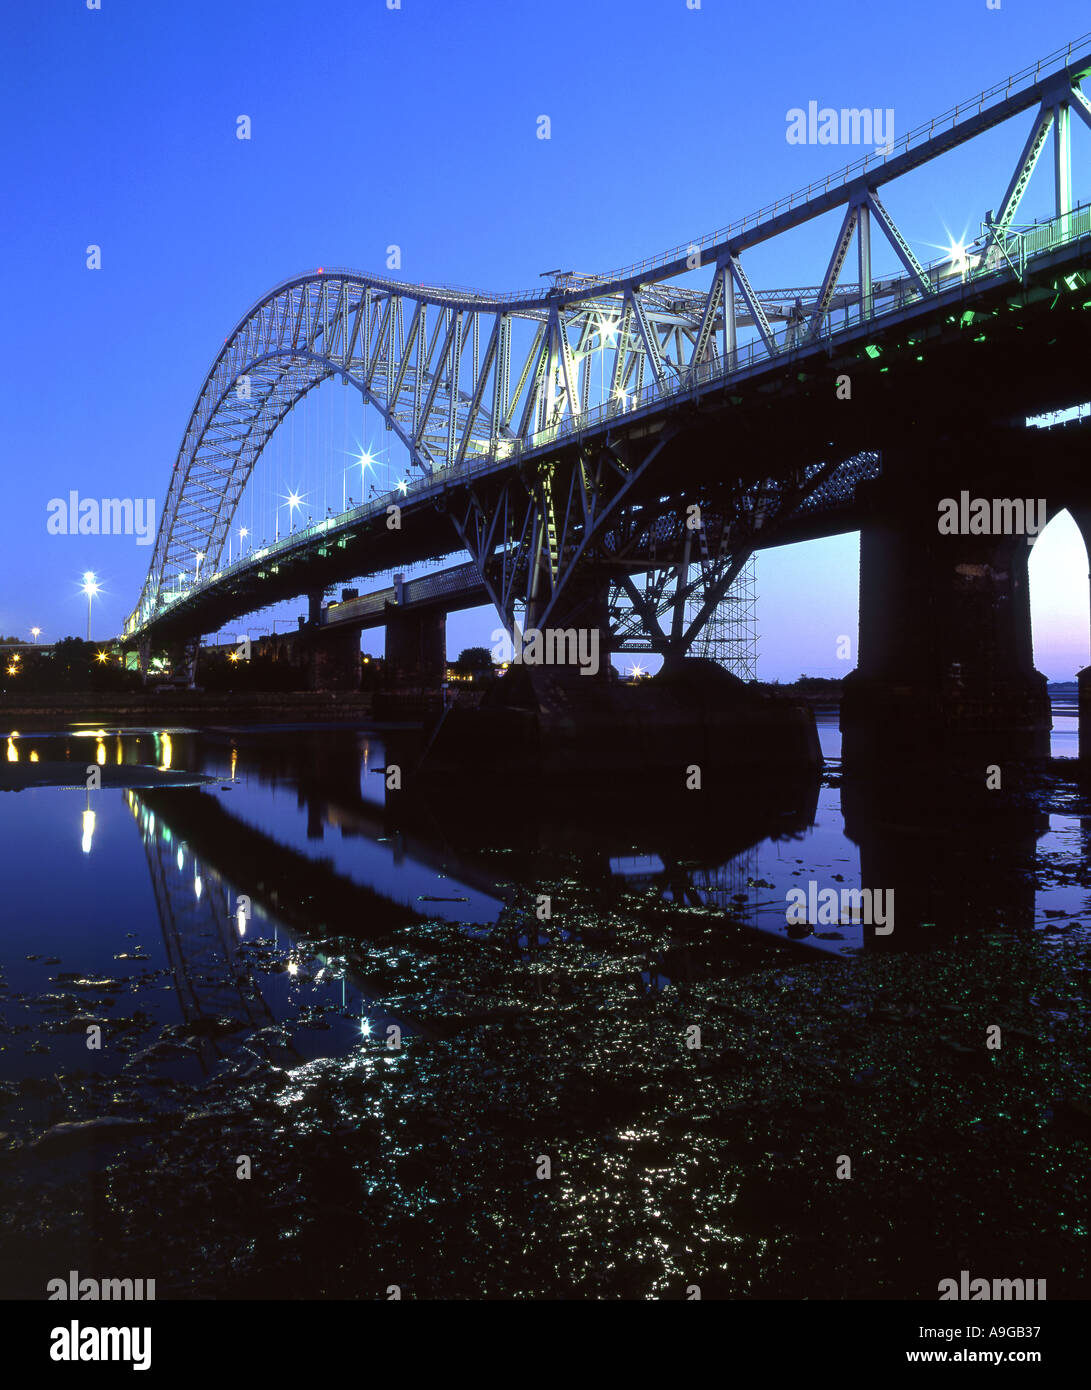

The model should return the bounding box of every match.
[127,31,1091,658]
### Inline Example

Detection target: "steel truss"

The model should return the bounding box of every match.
[130,34,1091,658]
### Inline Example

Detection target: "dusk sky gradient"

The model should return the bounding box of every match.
[2,0,1090,679]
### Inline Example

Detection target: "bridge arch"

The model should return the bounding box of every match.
[134,271,533,630]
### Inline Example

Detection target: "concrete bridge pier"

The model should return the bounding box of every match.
[523,570,612,681]
[375,591,446,717]
[298,589,362,691]
[305,624,362,691]
[842,461,1051,766]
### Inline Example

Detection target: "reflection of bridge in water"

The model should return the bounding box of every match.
[128,789,279,1069]
[127,782,439,1063]
[125,723,1055,1030]
[119,729,836,1035]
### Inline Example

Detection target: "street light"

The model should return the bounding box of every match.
[344,447,381,509]
[80,572,100,640]
[277,491,305,540]
[30,627,41,643]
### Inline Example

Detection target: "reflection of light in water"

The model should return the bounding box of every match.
[160,733,172,770]
[148,812,155,835]
[360,1017,371,1037]
[176,848,184,871]
[96,740,106,765]
[609,854,665,877]
[229,746,237,779]
[236,907,247,936]
[29,751,38,763]
[6,739,17,763]
[193,874,202,900]
[81,808,95,854]
[116,735,123,765]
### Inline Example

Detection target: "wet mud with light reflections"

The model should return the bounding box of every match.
[0,726,1088,1299]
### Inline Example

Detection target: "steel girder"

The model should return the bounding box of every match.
[130,36,1091,638]
[603,453,878,660]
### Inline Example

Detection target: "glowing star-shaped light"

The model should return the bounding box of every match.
[396,479,408,496]
[946,239,971,276]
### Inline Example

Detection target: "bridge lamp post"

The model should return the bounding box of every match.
[344,450,376,510]
[277,491,305,539]
[232,526,248,565]
[30,627,40,643]
[194,550,205,583]
[80,572,100,641]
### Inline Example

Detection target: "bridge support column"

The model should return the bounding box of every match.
[166,639,199,689]
[378,606,446,717]
[841,453,1051,766]
[304,624,361,692]
[524,570,612,681]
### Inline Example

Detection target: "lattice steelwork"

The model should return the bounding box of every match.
[125,33,1091,662]
[688,556,758,681]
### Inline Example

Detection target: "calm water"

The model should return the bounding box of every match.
[1,706,1088,1298]
[1,707,1086,1080]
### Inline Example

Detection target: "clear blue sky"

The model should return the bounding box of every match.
[2,0,1089,678]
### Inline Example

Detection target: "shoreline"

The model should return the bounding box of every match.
[0,691,375,729]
